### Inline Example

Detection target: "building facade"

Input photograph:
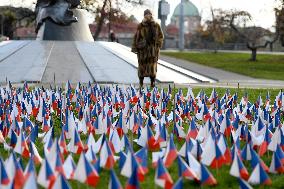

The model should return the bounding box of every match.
[170,0,201,35]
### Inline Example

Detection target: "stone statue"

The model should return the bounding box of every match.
[35,0,94,41]
[35,0,80,33]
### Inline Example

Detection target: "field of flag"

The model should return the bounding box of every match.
[0,81,284,189]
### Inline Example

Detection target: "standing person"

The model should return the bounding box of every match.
[131,9,164,88]
[109,30,118,42]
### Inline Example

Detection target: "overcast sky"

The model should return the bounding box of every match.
[0,0,281,31]
[136,0,281,31]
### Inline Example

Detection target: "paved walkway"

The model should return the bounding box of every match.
[0,41,203,84]
[160,55,284,89]
[163,49,284,55]
[160,55,253,82]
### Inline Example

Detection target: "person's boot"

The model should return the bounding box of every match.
[139,77,144,88]
[150,77,155,88]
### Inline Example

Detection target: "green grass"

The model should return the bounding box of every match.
[1,87,284,189]
[161,52,284,80]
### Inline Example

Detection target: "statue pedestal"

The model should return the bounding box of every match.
[36,9,94,42]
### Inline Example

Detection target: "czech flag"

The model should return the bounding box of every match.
[172,178,183,189]
[0,158,9,185]
[177,155,198,181]
[275,144,284,163]
[37,158,56,189]
[202,103,211,121]
[24,158,36,179]
[55,151,65,176]
[42,116,51,132]
[163,134,178,168]
[239,178,253,189]
[59,129,68,155]
[258,126,271,156]
[73,153,99,188]
[6,152,25,189]
[109,128,122,153]
[137,124,160,150]
[155,158,173,189]
[67,127,84,154]
[248,163,271,185]
[200,163,217,186]
[241,143,253,161]
[109,169,123,189]
[23,172,37,189]
[116,111,127,137]
[99,135,116,169]
[186,118,198,140]
[126,166,140,189]
[29,142,43,164]
[201,136,226,169]
[229,151,249,180]
[250,149,269,172]
[121,152,145,181]
[51,173,71,189]
[269,152,284,174]
[220,112,232,137]
[156,122,168,148]
[63,155,76,179]
[85,147,97,164]
[23,116,34,131]
[14,130,30,158]
[119,151,127,171]
[135,147,148,174]
[217,134,232,164]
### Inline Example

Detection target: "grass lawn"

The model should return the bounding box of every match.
[1,87,284,189]
[161,52,284,80]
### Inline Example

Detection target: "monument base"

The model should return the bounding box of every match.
[36,9,94,42]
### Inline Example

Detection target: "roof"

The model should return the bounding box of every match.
[89,22,138,38]
[172,0,200,17]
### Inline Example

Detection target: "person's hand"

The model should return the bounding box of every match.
[131,48,137,54]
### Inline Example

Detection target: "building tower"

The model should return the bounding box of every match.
[170,0,201,35]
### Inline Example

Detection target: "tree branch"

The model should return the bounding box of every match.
[93,0,108,40]
[229,14,250,41]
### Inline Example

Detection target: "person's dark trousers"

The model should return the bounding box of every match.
[139,77,144,88]
[139,77,155,88]
[150,77,155,88]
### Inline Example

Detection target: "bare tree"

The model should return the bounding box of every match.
[92,0,109,40]
[0,6,35,39]
[207,8,231,53]
[229,11,279,61]
[35,0,144,40]
[275,3,284,47]
[87,0,144,40]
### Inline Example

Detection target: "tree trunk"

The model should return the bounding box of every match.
[250,49,257,61]
[269,43,273,52]
[281,34,284,46]
[93,0,108,40]
[213,43,218,53]
[247,43,257,61]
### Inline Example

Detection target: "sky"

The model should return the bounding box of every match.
[134,0,281,31]
[0,0,281,31]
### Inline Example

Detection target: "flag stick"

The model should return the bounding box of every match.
[173,83,176,135]
[130,112,133,147]
[53,72,56,87]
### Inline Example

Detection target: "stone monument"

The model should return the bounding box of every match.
[35,0,94,41]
